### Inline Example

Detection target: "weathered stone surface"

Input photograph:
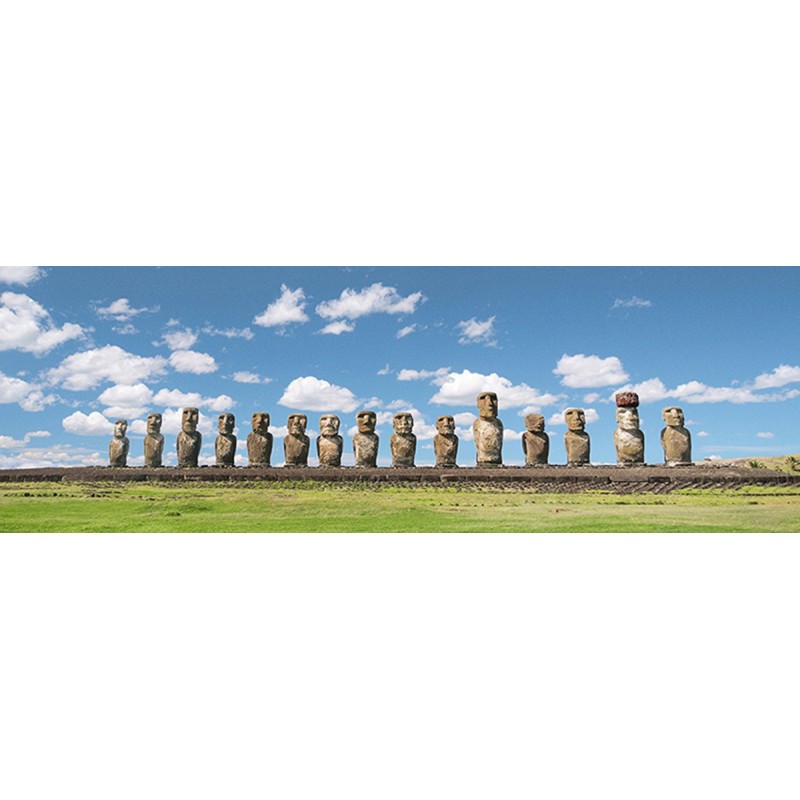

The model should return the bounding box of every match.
[317,414,343,467]
[522,413,549,466]
[661,406,692,466]
[284,414,310,466]
[564,408,590,466]
[177,407,202,468]
[215,413,237,467]
[614,394,644,465]
[353,410,379,467]
[434,415,459,467]
[247,412,273,467]
[108,419,129,467]
[390,412,416,468]
[143,413,164,468]
[473,391,503,466]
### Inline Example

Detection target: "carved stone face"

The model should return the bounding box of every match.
[393,413,413,434]
[662,406,685,427]
[288,414,307,435]
[616,407,640,432]
[436,415,455,435]
[114,419,127,438]
[565,408,586,432]
[182,407,199,433]
[218,413,235,435]
[146,413,162,435]
[525,413,545,433]
[319,415,340,437]
[252,412,270,434]
[477,392,499,420]
[357,411,376,434]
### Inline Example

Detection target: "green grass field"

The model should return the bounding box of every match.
[1,481,799,532]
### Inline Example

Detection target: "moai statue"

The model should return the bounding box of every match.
[353,410,379,467]
[522,413,549,466]
[284,414,310,466]
[434,415,459,468]
[108,419,129,467]
[317,414,343,467]
[143,412,164,467]
[390,412,416,468]
[661,406,692,466]
[564,408,590,466]
[215,413,237,467]
[473,391,503,466]
[177,406,202,468]
[247,412,273,467]
[614,392,644,466]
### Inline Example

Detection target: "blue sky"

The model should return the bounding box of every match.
[1,266,798,467]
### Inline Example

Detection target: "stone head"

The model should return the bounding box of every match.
[477,391,499,420]
[436,415,455,436]
[114,419,128,438]
[616,406,640,431]
[182,407,199,433]
[287,414,307,436]
[565,408,586,432]
[146,413,162,435]
[525,413,545,433]
[357,410,377,434]
[252,412,270,434]
[218,413,235,435]
[393,412,414,435]
[319,414,340,437]
[662,406,685,428]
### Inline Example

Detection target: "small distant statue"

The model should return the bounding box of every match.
[522,413,549,466]
[317,414,343,467]
[143,412,164,467]
[473,391,503,466]
[109,419,129,467]
[247,412,273,467]
[564,408,590,466]
[390,412,416,467]
[434,415,459,467]
[661,406,692,466]
[614,392,644,466]
[215,413,237,467]
[177,406,202,468]
[353,410,379,467]
[284,414,310,466]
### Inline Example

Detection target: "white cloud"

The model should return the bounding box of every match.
[612,296,652,309]
[397,367,450,382]
[98,383,154,419]
[253,285,309,328]
[278,376,360,413]
[553,353,629,388]
[0,444,104,469]
[112,323,138,335]
[548,408,600,426]
[62,411,114,436]
[697,431,710,437]
[0,430,51,448]
[756,432,775,439]
[316,283,424,321]
[430,370,563,409]
[95,297,158,321]
[319,320,356,335]
[201,325,255,340]
[456,316,496,346]
[396,325,416,339]
[151,389,234,413]
[583,392,601,403]
[162,328,198,350]
[47,345,169,390]
[0,291,85,355]
[377,364,391,376]
[169,350,218,374]
[752,364,800,390]
[612,377,800,405]
[0,371,57,412]
[0,267,44,286]
[232,371,271,384]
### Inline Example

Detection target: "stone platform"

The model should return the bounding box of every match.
[1,465,799,494]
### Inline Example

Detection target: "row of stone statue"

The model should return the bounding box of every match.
[107,391,693,468]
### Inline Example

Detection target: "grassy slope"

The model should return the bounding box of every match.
[1,482,799,532]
